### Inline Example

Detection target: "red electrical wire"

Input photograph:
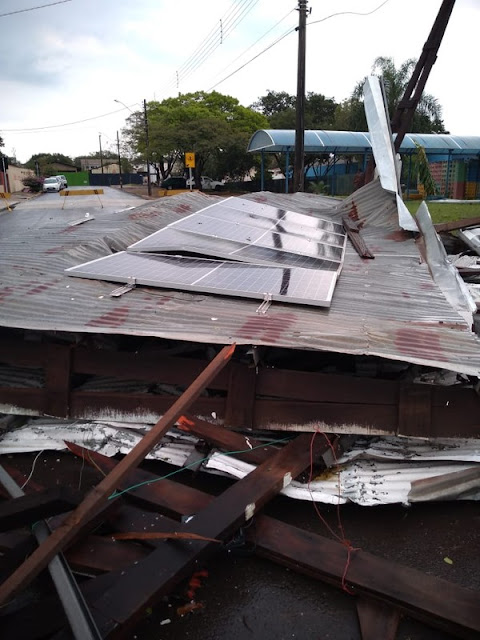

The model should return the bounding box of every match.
[308,429,359,595]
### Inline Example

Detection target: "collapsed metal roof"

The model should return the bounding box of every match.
[247,129,480,157]
[1,181,480,375]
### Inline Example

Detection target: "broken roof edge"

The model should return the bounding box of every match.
[2,317,479,378]
[416,201,477,325]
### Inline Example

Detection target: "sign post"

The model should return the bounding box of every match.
[185,152,195,191]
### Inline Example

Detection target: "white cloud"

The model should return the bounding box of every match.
[1,0,479,163]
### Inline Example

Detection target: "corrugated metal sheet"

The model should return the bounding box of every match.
[2,418,478,506]
[1,183,480,374]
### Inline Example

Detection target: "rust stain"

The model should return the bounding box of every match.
[385,230,412,242]
[0,286,15,303]
[394,328,443,360]
[25,283,54,296]
[237,312,296,343]
[174,204,192,213]
[86,306,130,328]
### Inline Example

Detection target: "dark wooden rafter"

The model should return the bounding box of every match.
[0,344,235,606]
[56,444,480,640]
[0,338,479,438]
[89,432,331,636]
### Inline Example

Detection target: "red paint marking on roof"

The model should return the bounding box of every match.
[86,306,130,328]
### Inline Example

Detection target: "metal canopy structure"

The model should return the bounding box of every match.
[247,129,480,193]
[247,129,480,156]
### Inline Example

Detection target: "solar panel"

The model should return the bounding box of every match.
[68,197,347,309]
[128,226,339,270]
[175,204,346,247]
[66,251,338,307]
[221,197,345,234]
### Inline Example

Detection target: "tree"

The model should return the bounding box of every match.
[251,90,337,130]
[351,56,446,133]
[25,153,76,176]
[122,91,268,185]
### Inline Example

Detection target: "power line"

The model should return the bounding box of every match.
[308,0,392,27]
[0,0,72,18]
[209,0,394,92]
[211,9,295,86]
[158,0,259,96]
[2,106,132,133]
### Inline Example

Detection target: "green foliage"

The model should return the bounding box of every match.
[308,180,328,195]
[122,91,268,183]
[25,153,76,175]
[414,142,437,196]
[22,176,43,192]
[251,90,336,130]
[0,134,4,148]
[352,56,446,134]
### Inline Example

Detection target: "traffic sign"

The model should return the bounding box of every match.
[185,152,195,168]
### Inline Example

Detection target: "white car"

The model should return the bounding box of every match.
[56,175,68,189]
[186,176,224,191]
[42,177,62,192]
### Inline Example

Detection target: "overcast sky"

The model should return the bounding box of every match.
[1,0,478,163]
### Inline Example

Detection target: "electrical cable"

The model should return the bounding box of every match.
[308,0,392,27]
[208,0,394,92]
[213,8,295,81]
[0,0,72,18]
[2,106,132,133]
[158,0,259,96]
[20,449,44,489]
[107,435,291,500]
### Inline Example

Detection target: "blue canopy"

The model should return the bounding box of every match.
[247,130,480,157]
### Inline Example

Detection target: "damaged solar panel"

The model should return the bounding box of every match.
[66,252,339,307]
[66,197,346,308]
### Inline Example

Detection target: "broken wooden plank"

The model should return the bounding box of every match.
[70,445,480,639]
[89,433,330,637]
[177,414,275,465]
[342,215,375,259]
[434,215,480,233]
[356,598,401,640]
[0,487,82,532]
[0,344,235,606]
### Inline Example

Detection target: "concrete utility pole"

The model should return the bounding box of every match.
[143,99,152,196]
[116,131,123,189]
[98,134,104,174]
[293,0,308,193]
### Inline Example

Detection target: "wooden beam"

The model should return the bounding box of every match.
[0,487,82,532]
[434,215,480,233]
[356,598,401,640]
[0,344,235,605]
[70,445,480,639]
[88,432,330,636]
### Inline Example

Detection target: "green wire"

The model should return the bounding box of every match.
[108,436,291,500]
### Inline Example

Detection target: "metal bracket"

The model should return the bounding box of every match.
[256,292,272,314]
[110,277,136,298]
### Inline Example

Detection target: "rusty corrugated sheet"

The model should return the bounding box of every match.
[1,183,480,375]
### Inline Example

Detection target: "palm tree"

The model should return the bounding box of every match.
[353,56,446,133]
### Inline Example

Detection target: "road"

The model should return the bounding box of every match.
[0,186,145,235]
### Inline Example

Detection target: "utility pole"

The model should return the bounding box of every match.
[116,131,123,189]
[293,0,308,193]
[143,99,152,196]
[98,134,104,174]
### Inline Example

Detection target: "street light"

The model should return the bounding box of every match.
[100,131,123,190]
[115,98,151,196]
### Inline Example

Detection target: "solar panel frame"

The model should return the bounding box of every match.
[66,251,338,307]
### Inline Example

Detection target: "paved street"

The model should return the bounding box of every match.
[0,186,146,232]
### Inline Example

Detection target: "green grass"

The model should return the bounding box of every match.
[404,200,480,224]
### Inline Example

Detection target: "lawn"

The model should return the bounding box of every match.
[404,200,480,224]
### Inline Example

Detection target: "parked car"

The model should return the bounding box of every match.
[186,176,224,191]
[161,176,187,190]
[56,175,68,189]
[42,177,62,192]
